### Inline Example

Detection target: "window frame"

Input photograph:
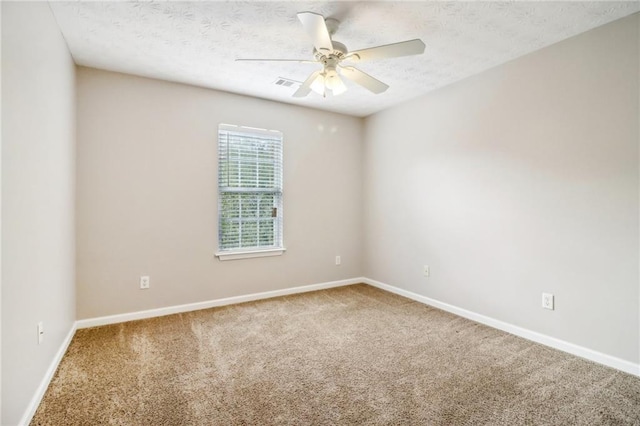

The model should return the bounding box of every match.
[215,123,285,261]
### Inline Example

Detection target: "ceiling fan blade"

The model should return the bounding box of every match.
[347,39,425,62]
[297,11,333,53]
[236,58,316,64]
[340,67,389,94]
[293,70,322,98]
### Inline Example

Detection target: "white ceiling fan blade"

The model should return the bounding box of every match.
[297,11,333,53]
[236,58,316,64]
[293,70,322,98]
[340,67,389,94]
[347,39,425,62]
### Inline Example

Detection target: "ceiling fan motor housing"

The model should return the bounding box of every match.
[314,40,348,62]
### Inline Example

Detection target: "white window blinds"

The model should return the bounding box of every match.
[217,124,283,253]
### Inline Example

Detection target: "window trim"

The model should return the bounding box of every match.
[215,247,286,261]
[216,123,285,260]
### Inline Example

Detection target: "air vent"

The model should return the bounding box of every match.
[273,77,300,88]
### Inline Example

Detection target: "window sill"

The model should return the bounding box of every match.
[215,248,286,261]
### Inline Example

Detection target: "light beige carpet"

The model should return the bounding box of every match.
[31,284,640,425]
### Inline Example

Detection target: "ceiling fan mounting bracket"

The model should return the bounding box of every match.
[324,18,340,36]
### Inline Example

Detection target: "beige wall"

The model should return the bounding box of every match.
[363,14,639,363]
[76,68,363,319]
[1,2,77,424]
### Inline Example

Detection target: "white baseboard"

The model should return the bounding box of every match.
[363,277,640,377]
[19,322,77,426]
[76,277,363,329]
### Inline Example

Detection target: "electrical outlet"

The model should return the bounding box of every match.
[542,293,554,310]
[335,255,341,265]
[37,322,44,344]
[140,276,150,289]
[423,265,430,277]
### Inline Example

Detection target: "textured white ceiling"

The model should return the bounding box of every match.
[49,1,640,117]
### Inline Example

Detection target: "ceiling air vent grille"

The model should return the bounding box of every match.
[273,77,300,88]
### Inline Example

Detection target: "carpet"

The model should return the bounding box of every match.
[31,284,640,425]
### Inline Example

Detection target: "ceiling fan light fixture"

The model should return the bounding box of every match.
[310,67,347,96]
[326,74,347,95]
[310,73,326,95]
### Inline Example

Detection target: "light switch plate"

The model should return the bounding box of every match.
[542,293,554,310]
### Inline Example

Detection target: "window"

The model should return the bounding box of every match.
[216,124,284,260]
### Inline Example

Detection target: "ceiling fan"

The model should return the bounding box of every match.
[236,11,426,98]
